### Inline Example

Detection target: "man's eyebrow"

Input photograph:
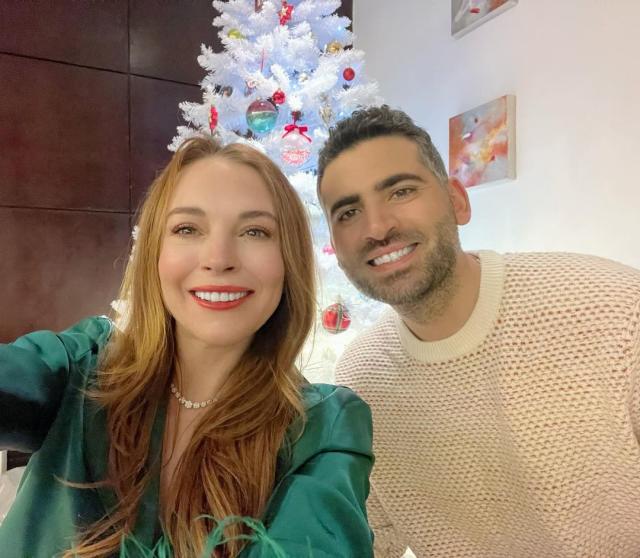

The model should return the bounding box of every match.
[374,173,426,192]
[329,194,361,220]
[328,174,426,219]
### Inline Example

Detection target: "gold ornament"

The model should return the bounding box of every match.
[298,72,309,83]
[326,41,343,54]
[227,28,245,39]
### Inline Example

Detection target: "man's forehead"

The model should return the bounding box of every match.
[335,135,420,166]
[321,137,426,197]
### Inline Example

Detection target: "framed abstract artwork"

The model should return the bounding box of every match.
[451,0,518,38]
[449,95,516,189]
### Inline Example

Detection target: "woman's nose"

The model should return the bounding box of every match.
[200,236,238,273]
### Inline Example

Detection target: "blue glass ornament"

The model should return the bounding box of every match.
[246,99,278,134]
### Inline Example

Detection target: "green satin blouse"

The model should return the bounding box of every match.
[0,317,374,557]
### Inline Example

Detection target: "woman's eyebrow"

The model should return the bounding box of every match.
[166,206,206,218]
[238,210,278,222]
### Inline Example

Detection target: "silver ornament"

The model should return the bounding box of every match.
[320,104,333,125]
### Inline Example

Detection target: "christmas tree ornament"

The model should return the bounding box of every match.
[319,104,332,125]
[322,245,335,255]
[343,67,356,81]
[326,41,343,54]
[208,106,219,133]
[281,111,312,166]
[297,72,309,83]
[254,0,264,12]
[246,98,279,134]
[280,130,312,166]
[322,303,351,334]
[220,85,233,97]
[244,79,258,96]
[271,89,286,105]
[227,28,245,39]
[279,1,294,26]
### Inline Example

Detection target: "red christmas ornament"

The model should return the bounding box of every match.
[279,1,294,25]
[470,7,481,14]
[322,245,335,255]
[209,106,219,133]
[343,67,356,81]
[271,89,286,105]
[322,303,351,334]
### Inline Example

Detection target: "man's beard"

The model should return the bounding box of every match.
[340,217,459,309]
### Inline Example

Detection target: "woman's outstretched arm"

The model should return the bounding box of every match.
[0,316,112,453]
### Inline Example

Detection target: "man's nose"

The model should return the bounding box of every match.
[363,205,400,242]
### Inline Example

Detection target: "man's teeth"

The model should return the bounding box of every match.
[372,245,415,266]
[194,291,249,302]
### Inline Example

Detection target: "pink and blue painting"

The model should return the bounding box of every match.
[452,0,518,38]
[449,95,516,189]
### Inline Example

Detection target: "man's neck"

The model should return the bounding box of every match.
[397,251,481,342]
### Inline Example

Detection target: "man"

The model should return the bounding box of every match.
[317,105,640,557]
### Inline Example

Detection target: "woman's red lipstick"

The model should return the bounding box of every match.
[189,286,253,311]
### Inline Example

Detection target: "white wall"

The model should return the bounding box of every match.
[354,0,640,268]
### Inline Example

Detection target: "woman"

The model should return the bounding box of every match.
[0,137,373,557]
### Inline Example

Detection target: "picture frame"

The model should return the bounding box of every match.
[449,95,516,189]
[451,0,518,38]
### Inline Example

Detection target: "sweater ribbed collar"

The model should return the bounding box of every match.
[394,250,504,363]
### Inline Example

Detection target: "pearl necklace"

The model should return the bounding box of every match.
[170,383,215,409]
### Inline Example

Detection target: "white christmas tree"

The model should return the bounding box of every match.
[171,0,384,381]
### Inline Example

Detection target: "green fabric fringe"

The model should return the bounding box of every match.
[118,515,297,558]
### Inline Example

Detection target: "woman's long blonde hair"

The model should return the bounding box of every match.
[68,137,316,557]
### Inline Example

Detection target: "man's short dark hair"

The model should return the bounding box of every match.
[317,105,449,192]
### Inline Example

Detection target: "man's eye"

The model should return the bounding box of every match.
[392,187,414,198]
[338,208,359,222]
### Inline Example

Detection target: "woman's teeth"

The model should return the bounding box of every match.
[194,291,249,302]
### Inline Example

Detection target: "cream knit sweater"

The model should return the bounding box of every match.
[335,251,640,558]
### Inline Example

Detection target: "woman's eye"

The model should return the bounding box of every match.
[244,228,271,238]
[172,224,197,235]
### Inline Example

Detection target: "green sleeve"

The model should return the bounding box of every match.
[0,316,112,453]
[241,392,374,558]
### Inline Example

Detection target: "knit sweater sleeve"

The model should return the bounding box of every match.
[629,299,640,443]
[369,484,408,557]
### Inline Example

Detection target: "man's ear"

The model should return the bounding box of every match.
[448,177,471,225]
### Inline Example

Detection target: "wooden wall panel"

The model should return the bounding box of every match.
[130,76,201,210]
[337,0,354,22]
[130,0,219,85]
[0,55,129,211]
[0,1,128,71]
[0,208,130,343]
